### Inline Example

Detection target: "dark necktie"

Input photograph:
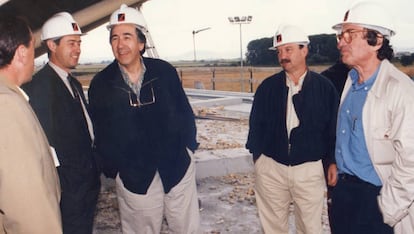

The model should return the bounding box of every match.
[67,74,92,142]
[68,74,81,101]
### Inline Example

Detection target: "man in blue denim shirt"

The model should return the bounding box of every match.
[335,68,382,186]
[331,2,414,233]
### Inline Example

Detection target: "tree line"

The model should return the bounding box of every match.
[245,34,414,67]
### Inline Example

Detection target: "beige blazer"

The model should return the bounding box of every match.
[0,76,62,233]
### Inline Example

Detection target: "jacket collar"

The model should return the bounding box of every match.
[370,59,391,99]
[0,75,27,99]
[341,59,391,101]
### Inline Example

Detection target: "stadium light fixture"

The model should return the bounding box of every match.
[228,15,253,92]
[192,27,211,61]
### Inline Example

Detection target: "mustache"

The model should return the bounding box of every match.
[280,59,291,64]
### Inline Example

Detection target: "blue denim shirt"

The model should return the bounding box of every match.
[335,67,382,186]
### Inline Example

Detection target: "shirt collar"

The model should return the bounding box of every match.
[286,71,307,88]
[350,65,380,90]
[119,59,147,92]
[48,61,70,80]
[17,86,29,101]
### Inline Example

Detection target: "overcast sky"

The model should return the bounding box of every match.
[36,0,414,64]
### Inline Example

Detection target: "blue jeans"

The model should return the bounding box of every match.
[330,174,393,234]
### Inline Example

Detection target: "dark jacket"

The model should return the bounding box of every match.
[246,70,339,166]
[321,60,350,97]
[88,58,198,194]
[21,64,101,234]
[22,64,100,176]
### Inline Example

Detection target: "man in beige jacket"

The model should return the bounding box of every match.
[331,2,414,233]
[0,15,62,233]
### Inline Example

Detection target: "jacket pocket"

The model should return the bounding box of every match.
[371,127,395,164]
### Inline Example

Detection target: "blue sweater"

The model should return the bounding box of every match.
[88,58,198,194]
[246,70,339,166]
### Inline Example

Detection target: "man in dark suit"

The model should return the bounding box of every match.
[22,12,100,234]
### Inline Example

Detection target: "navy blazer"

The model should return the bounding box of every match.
[88,58,198,194]
[246,70,339,166]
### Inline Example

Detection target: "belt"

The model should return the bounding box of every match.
[338,173,381,189]
[338,173,367,184]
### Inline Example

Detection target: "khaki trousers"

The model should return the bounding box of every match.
[254,155,326,234]
[116,157,200,234]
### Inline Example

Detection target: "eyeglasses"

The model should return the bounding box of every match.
[336,29,365,44]
[129,84,155,107]
[116,83,156,108]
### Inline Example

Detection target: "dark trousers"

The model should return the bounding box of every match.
[59,166,101,234]
[330,174,393,234]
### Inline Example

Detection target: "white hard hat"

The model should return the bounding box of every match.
[269,24,310,50]
[41,12,83,41]
[107,4,148,32]
[332,1,395,37]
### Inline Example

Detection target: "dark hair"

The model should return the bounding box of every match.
[44,37,62,58]
[365,29,394,60]
[136,28,147,55]
[0,15,32,68]
[109,26,147,55]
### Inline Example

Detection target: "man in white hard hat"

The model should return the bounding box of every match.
[88,4,200,233]
[0,15,62,233]
[22,12,100,234]
[330,1,414,233]
[246,24,339,233]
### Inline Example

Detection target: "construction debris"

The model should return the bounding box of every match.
[215,173,256,205]
[194,106,241,121]
[196,119,248,150]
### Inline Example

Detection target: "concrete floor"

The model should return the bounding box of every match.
[92,89,331,234]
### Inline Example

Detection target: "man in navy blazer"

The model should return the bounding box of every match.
[88,4,200,234]
[22,12,100,234]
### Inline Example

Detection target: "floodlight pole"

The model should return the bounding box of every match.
[228,16,252,92]
[192,27,211,61]
[238,23,243,91]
